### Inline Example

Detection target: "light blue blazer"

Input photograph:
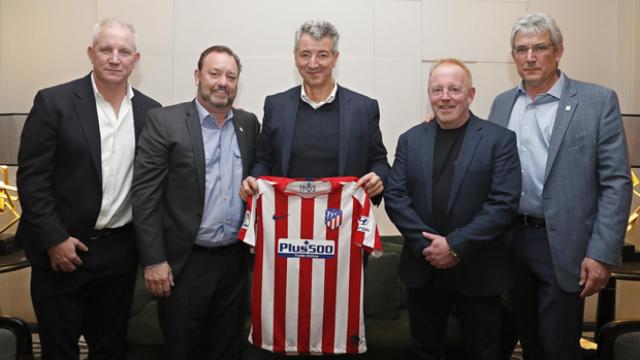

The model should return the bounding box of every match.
[488,74,633,292]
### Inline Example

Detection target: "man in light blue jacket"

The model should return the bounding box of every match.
[488,13,632,360]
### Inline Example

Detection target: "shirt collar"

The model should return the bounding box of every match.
[194,98,234,127]
[517,70,565,100]
[90,72,134,101]
[300,81,338,109]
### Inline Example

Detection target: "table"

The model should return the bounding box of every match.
[595,261,640,337]
[0,248,29,274]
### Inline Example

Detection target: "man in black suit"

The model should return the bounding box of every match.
[240,20,389,202]
[17,18,160,359]
[132,45,260,360]
[384,59,521,360]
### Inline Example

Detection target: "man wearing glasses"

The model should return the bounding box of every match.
[488,13,632,359]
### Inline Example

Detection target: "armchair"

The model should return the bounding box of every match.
[596,319,640,360]
[0,315,33,360]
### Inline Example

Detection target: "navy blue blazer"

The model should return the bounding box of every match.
[250,85,389,201]
[384,115,521,296]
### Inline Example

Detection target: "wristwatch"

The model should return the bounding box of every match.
[447,247,459,260]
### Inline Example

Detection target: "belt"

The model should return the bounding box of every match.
[517,214,546,228]
[90,223,133,240]
[192,242,239,254]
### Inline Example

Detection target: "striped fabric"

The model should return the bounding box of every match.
[239,176,381,355]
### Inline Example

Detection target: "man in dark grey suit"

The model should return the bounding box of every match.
[132,45,260,360]
[487,13,632,359]
[17,18,160,359]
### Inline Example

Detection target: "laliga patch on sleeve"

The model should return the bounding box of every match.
[241,210,251,229]
[357,216,371,233]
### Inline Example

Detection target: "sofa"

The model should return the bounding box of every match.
[125,236,507,359]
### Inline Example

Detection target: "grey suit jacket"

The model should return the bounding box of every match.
[487,74,632,291]
[132,100,260,276]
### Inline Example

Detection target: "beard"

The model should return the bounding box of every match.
[199,85,235,110]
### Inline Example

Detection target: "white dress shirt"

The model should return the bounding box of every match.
[300,81,338,109]
[91,74,136,229]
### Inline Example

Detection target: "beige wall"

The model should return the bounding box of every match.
[1,0,640,323]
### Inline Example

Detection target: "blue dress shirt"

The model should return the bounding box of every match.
[194,100,244,247]
[508,72,566,217]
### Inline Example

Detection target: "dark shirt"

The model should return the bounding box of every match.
[287,97,341,178]
[432,121,468,234]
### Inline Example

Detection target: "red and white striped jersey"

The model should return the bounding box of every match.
[238,176,382,355]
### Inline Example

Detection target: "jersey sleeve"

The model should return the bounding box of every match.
[352,188,383,257]
[238,192,259,246]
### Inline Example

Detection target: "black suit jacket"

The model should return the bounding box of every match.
[16,74,161,269]
[384,115,521,296]
[251,85,389,202]
[132,101,260,276]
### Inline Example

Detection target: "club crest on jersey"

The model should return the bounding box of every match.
[357,216,371,233]
[278,239,335,259]
[324,208,343,230]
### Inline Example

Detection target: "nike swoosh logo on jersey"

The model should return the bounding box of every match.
[272,213,289,220]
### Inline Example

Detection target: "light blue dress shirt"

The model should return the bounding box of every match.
[508,72,566,217]
[194,100,244,247]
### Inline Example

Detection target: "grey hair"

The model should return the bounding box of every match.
[510,13,563,50]
[294,20,340,54]
[92,18,138,51]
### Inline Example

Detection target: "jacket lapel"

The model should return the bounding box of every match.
[545,77,578,182]
[422,122,437,215]
[185,101,206,199]
[281,87,299,175]
[447,115,483,212]
[74,74,102,181]
[131,90,146,142]
[338,86,352,176]
[492,88,520,128]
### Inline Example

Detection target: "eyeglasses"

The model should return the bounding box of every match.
[429,87,464,98]
[513,43,554,57]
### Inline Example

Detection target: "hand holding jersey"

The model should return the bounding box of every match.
[239,177,382,355]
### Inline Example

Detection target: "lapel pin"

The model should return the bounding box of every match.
[565,105,571,111]
[239,126,244,132]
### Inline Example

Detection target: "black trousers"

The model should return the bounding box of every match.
[407,271,502,360]
[510,223,584,360]
[31,225,138,360]
[157,242,248,360]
